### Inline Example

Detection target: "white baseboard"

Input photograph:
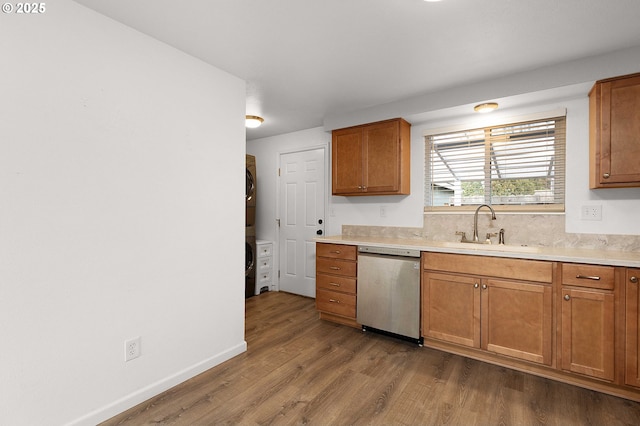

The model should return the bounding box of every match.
[67,341,248,426]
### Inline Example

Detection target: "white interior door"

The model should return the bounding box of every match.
[278,148,325,298]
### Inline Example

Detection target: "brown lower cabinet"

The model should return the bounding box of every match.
[422,253,553,366]
[420,251,640,401]
[315,243,359,328]
[559,263,616,381]
[627,268,640,388]
[315,243,640,401]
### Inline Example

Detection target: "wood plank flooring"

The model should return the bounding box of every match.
[102,291,640,425]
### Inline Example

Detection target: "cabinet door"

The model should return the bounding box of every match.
[561,287,615,381]
[422,271,480,348]
[626,268,640,387]
[363,120,400,193]
[332,127,363,194]
[482,279,552,365]
[591,73,640,187]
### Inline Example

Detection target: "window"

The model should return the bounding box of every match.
[425,116,565,211]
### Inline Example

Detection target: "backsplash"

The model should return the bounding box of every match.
[342,213,640,252]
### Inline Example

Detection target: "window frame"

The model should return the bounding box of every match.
[424,112,566,213]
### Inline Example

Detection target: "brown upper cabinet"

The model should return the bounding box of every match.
[589,72,640,188]
[332,118,410,195]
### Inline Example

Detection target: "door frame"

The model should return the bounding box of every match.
[276,145,328,295]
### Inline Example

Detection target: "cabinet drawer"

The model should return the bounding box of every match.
[316,288,356,318]
[258,271,272,286]
[562,263,614,290]
[316,257,357,277]
[317,273,356,294]
[316,243,357,261]
[257,256,272,272]
[257,244,273,258]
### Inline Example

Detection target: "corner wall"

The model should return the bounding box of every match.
[0,2,246,424]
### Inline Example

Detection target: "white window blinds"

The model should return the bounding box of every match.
[425,116,566,210]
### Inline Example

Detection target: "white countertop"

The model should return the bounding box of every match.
[318,235,640,268]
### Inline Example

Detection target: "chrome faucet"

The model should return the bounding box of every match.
[473,204,496,242]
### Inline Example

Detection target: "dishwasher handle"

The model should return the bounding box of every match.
[358,245,420,258]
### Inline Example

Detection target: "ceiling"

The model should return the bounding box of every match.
[72,0,640,140]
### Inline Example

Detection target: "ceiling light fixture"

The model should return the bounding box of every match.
[245,115,264,128]
[474,102,499,113]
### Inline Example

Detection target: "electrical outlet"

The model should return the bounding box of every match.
[380,205,387,218]
[124,337,141,362]
[581,205,602,221]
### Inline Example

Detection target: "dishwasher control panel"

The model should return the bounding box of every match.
[358,245,420,258]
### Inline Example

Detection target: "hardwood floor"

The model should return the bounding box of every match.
[103,291,640,425]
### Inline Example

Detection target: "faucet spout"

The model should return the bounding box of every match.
[473,204,496,242]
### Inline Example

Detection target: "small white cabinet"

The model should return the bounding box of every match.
[255,240,274,295]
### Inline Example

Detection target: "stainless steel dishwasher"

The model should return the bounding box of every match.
[357,246,422,345]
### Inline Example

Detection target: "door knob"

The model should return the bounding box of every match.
[316,230,323,235]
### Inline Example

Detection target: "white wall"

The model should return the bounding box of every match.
[247,127,332,242]
[249,72,640,244]
[0,2,246,425]
[247,126,424,243]
[413,96,640,236]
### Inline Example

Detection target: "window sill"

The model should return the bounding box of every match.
[424,204,565,214]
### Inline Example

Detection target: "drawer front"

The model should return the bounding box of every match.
[258,271,272,286]
[562,263,615,290]
[317,273,356,294]
[258,256,272,272]
[316,288,356,318]
[422,252,553,283]
[316,257,357,277]
[316,243,357,261]
[257,244,273,258]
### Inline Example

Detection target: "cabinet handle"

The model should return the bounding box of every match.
[564,294,571,301]
[329,266,341,270]
[474,283,479,288]
[329,282,341,287]
[631,276,638,283]
[329,250,341,254]
[481,284,487,290]
[329,298,340,304]
[358,185,363,189]
[576,274,600,281]
[603,173,610,179]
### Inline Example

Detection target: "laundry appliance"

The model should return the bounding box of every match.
[246,154,256,227]
[245,225,256,299]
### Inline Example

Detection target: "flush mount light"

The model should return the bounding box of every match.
[245,115,264,128]
[474,102,499,113]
